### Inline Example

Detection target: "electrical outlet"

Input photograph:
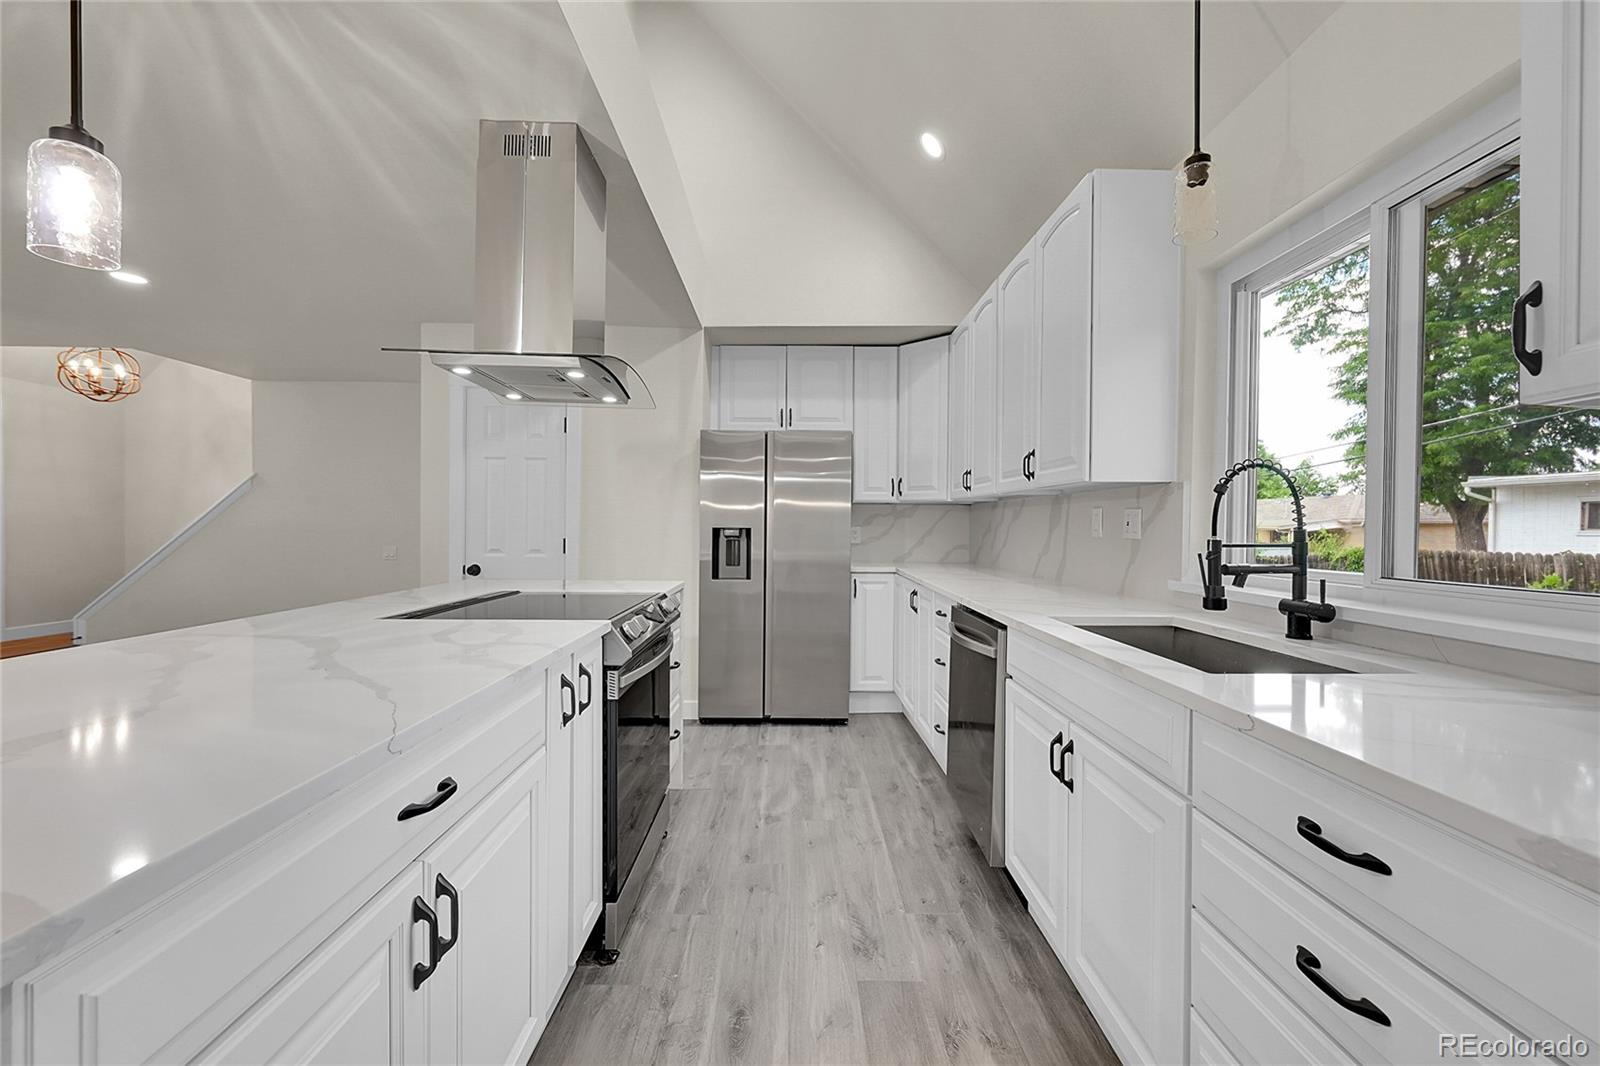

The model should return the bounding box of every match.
[1121,509,1142,540]
[1090,507,1104,538]
[850,526,862,545]
[381,545,398,560]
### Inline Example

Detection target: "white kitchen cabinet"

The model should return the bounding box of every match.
[1033,179,1092,488]
[422,752,545,1066]
[996,240,1039,494]
[910,584,932,740]
[568,640,604,957]
[969,285,999,498]
[1520,0,1600,406]
[893,576,913,709]
[196,864,426,1065]
[785,345,854,429]
[852,346,899,502]
[850,571,895,691]
[897,336,949,501]
[1066,726,1189,1066]
[947,318,973,498]
[1003,678,1072,961]
[714,345,786,430]
[929,687,949,772]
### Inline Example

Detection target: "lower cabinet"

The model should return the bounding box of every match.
[1003,678,1072,958]
[850,571,895,691]
[567,640,604,963]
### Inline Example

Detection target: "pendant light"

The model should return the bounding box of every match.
[27,0,122,271]
[1173,0,1217,245]
[57,347,141,403]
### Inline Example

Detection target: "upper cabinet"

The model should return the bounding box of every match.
[947,318,973,497]
[968,286,1000,498]
[712,345,853,431]
[996,170,1179,495]
[898,336,950,502]
[853,346,898,502]
[1520,0,1600,406]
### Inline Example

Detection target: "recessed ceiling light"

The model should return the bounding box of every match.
[450,366,472,376]
[601,395,618,404]
[919,131,944,160]
[505,391,522,400]
[565,369,586,380]
[109,270,147,285]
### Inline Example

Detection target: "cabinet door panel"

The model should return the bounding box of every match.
[1066,729,1188,1066]
[716,346,785,430]
[852,347,899,501]
[996,243,1039,494]
[542,662,574,1007]
[850,572,895,691]
[969,285,1000,498]
[571,640,604,948]
[898,337,950,500]
[1034,181,1092,489]
[785,346,854,430]
[1002,679,1071,959]
[947,321,973,498]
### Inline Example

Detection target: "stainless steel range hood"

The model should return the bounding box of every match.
[386,121,653,408]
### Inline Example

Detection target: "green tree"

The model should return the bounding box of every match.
[1269,168,1600,552]
[1254,442,1338,499]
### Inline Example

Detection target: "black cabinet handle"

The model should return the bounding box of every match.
[934,657,946,666]
[934,723,945,735]
[1295,946,1391,1026]
[1048,731,1064,783]
[910,589,919,613]
[788,406,794,427]
[670,728,682,741]
[1512,280,1543,376]
[398,777,458,821]
[1061,737,1074,791]
[853,578,858,597]
[935,609,948,618]
[412,895,440,988]
[1296,816,1392,876]
[897,476,904,497]
[434,873,460,959]
[578,663,592,713]
[670,661,681,670]
[560,674,576,726]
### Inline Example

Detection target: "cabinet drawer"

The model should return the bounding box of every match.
[1193,716,1599,1060]
[931,594,952,633]
[930,688,949,772]
[1192,910,1355,1066]
[20,679,544,1066]
[1008,633,1187,790]
[1193,813,1546,1066]
[932,631,951,701]
[1188,1009,1238,1066]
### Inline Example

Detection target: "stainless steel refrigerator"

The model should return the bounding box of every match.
[699,431,851,721]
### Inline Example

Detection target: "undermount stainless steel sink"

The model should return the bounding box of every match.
[1075,624,1357,674]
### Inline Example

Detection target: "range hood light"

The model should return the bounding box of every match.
[601,394,618,404]
[505,391,522,400]
[451,366,472,376]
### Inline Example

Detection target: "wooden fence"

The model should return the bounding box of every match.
[1415,549,1600,592]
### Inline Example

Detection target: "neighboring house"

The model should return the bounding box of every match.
[1463,471,1600,553]
[1256,493,1460,550]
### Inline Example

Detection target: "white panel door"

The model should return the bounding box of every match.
[196,864,425,1065]
[850,572,895,691]
[464,391,565,580]
[969,284,1000,498]
[1521,0,1600,405]
[1034,179,1093,489]
[423,754,542,1066]
[785,346,854,429]
[715,346,786,429]
[569,640,604,950]
[852,347,898,501]
[897,337,949,501]
[1003,680,1071,959]
[1066,727,1188,1066]
[996,241,1039,494]
[947,320,973,498]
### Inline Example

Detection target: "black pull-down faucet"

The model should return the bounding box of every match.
[1201,458,1337,641]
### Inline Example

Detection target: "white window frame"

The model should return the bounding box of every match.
[1579,499,1600,535]
[1213,90,1599,648]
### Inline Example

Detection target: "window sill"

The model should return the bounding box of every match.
[1167,578,1599,663]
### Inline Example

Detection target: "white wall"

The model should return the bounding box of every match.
[1487,480,1600,553]
[88,382,421,641]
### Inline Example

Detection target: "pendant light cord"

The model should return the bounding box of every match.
[68,0,85,132]
[1192,0,1201,155]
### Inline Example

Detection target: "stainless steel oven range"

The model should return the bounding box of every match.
[389,587,682,958]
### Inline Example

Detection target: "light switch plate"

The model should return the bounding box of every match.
[1091,507,1104,538]
[1122,509,1142,540]
[381,545,398,560]
[850,526,863,545]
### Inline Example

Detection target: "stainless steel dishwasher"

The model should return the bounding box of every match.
[947,605,1007,866]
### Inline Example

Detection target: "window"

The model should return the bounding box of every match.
[1224,106,1600,605]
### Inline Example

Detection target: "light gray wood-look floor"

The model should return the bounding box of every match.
[531,715,1118,1066]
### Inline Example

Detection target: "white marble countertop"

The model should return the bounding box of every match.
[892,564,1600,893]
[1,578,681,979]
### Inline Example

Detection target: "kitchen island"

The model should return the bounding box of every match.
[1,578,680,1064]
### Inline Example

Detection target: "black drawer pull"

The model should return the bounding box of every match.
[1048,731,1065,783]
[934,657,946,667]
[670,661,681,670]
[1295,946,1391,1027]
[560,673,576,726]
[578,663,593,713]
[412,895,440,988]
[670,728,681,741]
[398,777,458,821]
[933,723,945,735]
[935,609,948,618]
[434,873,460,958]
[1296,816,1392,876]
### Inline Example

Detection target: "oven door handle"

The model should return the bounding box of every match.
[950,626,997,659]
[614,645,672,693]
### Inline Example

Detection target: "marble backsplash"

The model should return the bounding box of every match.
[970,482,1185,601]
[851,504,972,565]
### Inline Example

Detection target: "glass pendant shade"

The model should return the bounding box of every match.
[27,136,121,270]
[1173,154,1218,246]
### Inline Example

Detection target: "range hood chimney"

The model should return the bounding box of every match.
[386,121,652,408]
